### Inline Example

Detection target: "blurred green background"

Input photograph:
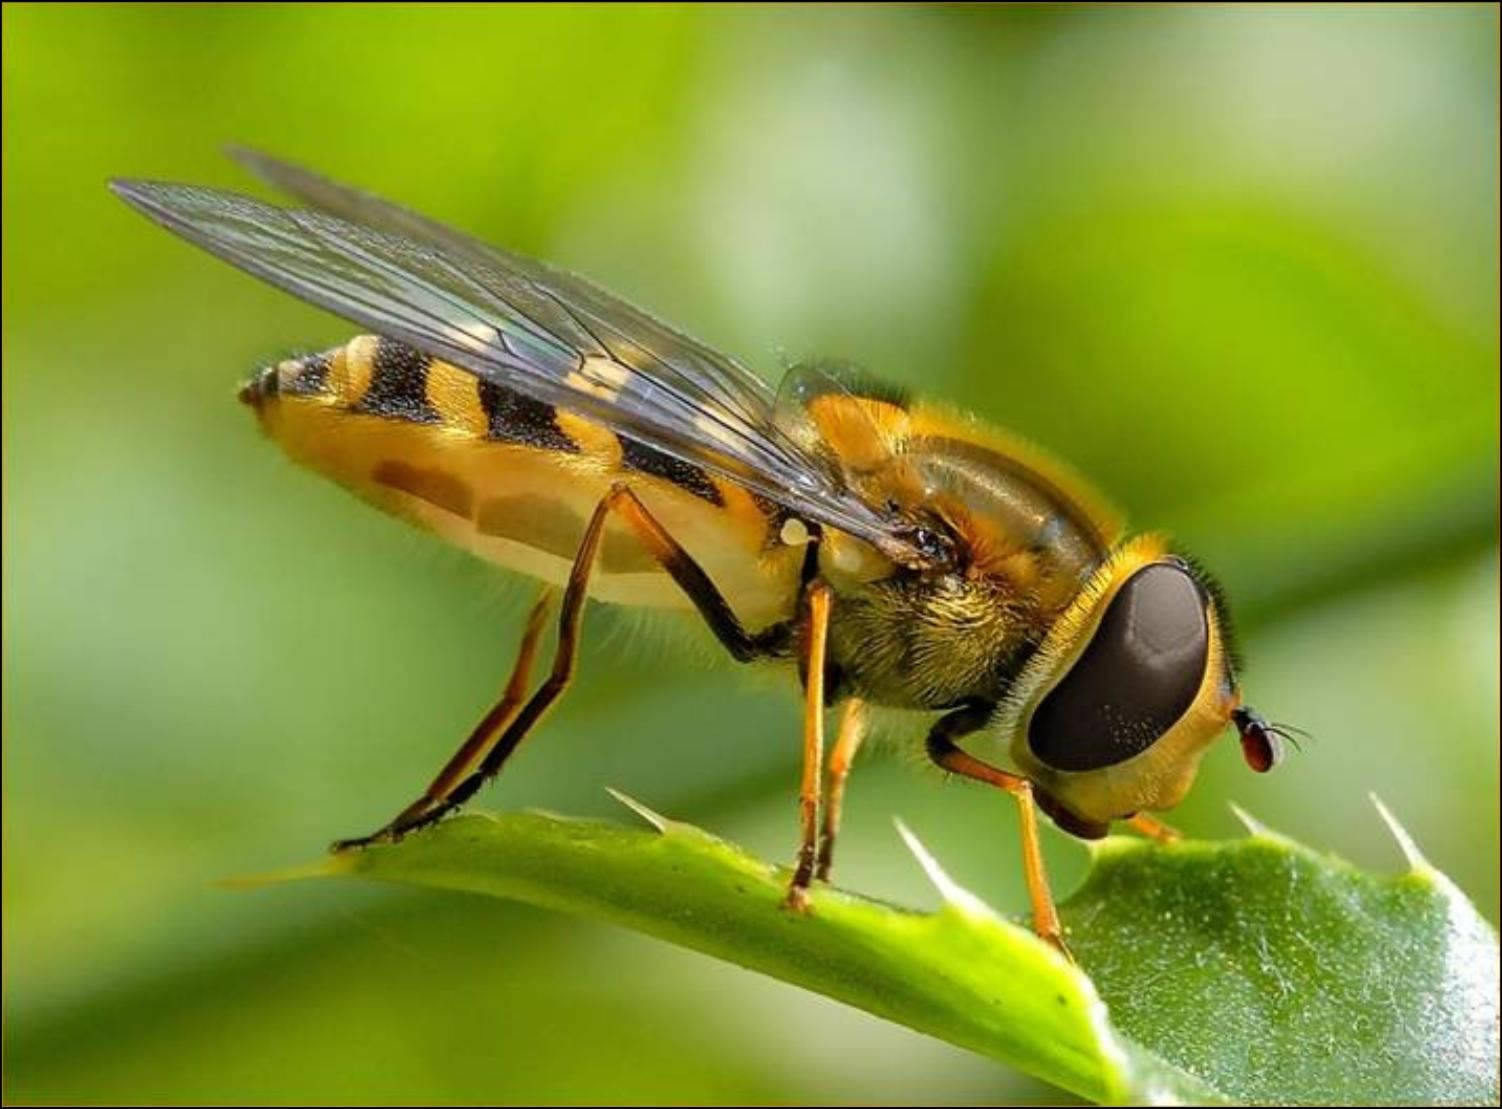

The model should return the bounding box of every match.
[3,4,1497,1104]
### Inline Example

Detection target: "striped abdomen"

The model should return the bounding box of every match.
[242,335,803,630]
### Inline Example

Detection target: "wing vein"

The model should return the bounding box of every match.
[109,164,924,566]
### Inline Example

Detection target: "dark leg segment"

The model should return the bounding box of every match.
[925,704,1070,959]
[368,493,616,841]
[332,592,554,850]
[334,485,795,850]
[607,486,791,661]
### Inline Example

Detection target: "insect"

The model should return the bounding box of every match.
[110,149,1290,952]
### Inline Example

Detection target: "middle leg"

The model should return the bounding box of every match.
[784,580,833,912]
[815,698,867,882]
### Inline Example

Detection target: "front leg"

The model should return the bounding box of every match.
[1126,812,1181,843]
[925,704,1070,959]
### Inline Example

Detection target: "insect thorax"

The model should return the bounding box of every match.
[825,571,1044,710]
[822,432,1122,711]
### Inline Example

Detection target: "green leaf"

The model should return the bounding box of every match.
[1063,808,1501,1105]
[260,800,1498,1104]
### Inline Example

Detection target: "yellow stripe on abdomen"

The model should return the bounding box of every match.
[242,335,801,630]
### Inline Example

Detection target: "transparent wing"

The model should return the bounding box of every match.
[226,146,771,430]
[109,170,925,566]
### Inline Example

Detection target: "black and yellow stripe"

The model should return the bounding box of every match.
[619,438,723,506]
[353,339,439,424]
[255,336,744,518]
[477,379,577,453]
[239,335,803,629]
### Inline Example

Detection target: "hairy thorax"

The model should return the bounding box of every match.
[826,571,1046,711]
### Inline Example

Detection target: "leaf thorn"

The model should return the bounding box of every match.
[894,818,993,918]
[1228,802,1274,839]
[522,806,583,824]
[605,787,670,833]
[1369,793,1431,873]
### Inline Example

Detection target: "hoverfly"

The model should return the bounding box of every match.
[110,149,1288,952]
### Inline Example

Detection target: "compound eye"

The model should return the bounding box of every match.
[1028,561,1209,771]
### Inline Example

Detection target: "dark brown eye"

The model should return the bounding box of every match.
[1028,561,1209,771]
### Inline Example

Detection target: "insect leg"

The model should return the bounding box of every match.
[925,705,1070,959]
[815,698,867,882]
[335,493,616,847]
[604,491,829,904]
[335,485,801,850]
[332,591,554,851]
[1126,812,1181,843]
[785,581,833,912]
[603,486,790,661]
[601,486,832,905]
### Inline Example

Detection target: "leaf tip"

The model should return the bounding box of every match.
[1369,793,1431,873]
[217,853,352,889]
[605,787,670,833]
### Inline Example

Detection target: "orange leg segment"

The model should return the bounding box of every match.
[925,706,1069,958]
[815,698,867,882]
[334,491,616,850]
[1127,812,1181,843]
[784,581,833,912]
